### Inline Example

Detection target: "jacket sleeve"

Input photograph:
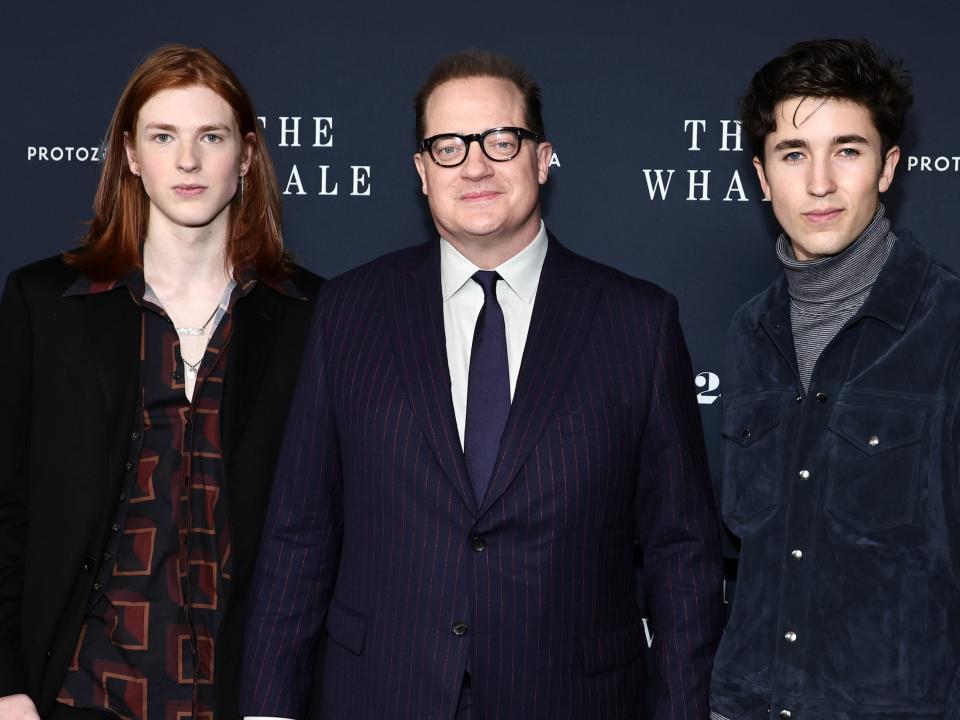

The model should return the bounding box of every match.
[634,292,724,720]
[0,271,32,694]
[239,304,343,719]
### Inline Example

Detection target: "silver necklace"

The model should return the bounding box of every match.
[175,303,220,337]
[182,353,203,381]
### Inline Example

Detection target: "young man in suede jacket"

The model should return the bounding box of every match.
[710,39,960,720]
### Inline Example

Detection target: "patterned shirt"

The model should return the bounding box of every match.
[56,269,261,720]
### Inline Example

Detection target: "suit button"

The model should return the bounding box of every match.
[81,556,96,573]
[452,622,468,637]
[92,581,102,591]
[779,711,792,719]
[131,431,142,441]
[470,536,487,552]
[816,392,828,404]
[45,650,52,662]
[741,427,752,439]
[784,630,797,643]
[111,522,121,533]
[124,461,134,472]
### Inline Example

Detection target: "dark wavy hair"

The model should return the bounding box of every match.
[414,48,545,144]
[742,39,913,162]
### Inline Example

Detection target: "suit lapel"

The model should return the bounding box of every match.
[222,285,280,465]
[83,289,141,482]
[480,238,600,515]
[386,242,476,514]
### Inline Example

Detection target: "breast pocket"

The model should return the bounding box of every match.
[826,404,924,534]
[720,399,784,531]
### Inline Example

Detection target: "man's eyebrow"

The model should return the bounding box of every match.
[772,138,808,152]
[833,134,869,145]
[142,122,232,133]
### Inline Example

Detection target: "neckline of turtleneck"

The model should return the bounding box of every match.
[777,203,894,305]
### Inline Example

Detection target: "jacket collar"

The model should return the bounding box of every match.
[755,229,930,335]
[385,232,600,516]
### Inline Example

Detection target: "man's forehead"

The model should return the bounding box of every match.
[768,96,878,139]
[425,77,524,119]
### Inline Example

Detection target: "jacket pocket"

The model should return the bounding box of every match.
[826,403,923,534]
[720,398,783,530]
[325,598,366,655]
[581,620,644,675]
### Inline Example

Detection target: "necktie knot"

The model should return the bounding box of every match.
[472,270,500,297]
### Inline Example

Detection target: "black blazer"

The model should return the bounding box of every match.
[0,255,323,717]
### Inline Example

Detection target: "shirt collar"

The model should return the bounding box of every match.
[440,221,548,303]
[63,263,306,302]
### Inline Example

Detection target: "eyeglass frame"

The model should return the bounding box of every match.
[418,126,541,167]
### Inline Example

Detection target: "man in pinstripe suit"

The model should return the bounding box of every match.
[240,49,723,720]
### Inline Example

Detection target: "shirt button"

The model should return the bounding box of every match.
[452,622,469,637]
[470,536,487,552]
[780,711,792,719]
[791,549,803,560]
[784,630,797,643]
[868,435,880,447]
[816,392,828,404]
[111,522,121,533]
[798,469,810,480]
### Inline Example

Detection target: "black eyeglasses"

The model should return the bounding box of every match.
[419,127,540,167]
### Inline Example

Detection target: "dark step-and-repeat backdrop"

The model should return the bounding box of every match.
[4,0,958,711]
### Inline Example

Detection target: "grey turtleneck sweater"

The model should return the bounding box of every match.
[777,203,896,392]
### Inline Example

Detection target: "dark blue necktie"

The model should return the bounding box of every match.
[464,270,510,504]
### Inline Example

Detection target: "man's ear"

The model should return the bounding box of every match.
[753,156,771,200]
[414,152,429,195]
[879,145,900,193]
[124,131,140,176]
[536,141,553,185]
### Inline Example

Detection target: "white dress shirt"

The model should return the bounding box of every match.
[441,222,548,448]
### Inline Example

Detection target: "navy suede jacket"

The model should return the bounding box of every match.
[710,233,960,720]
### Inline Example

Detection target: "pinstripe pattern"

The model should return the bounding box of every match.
[240,236,723,719]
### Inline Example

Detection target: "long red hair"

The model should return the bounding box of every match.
[66,44,290,281]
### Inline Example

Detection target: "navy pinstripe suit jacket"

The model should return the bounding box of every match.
[240,235,724,719]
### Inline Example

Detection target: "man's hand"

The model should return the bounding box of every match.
[0,695,39,720]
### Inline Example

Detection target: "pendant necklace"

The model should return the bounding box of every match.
[182,354,203,381]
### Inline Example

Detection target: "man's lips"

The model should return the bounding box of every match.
[803,208,843,223]
[173,184,207,197]
[460,190,500,202]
